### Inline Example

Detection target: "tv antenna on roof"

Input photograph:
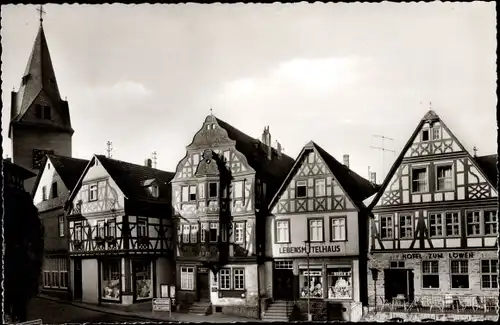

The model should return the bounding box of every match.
[152,151,158,168]
[370,134,395,182]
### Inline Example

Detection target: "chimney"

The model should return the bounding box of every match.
[261,126,268,144]
[267,126,272,160]
[343,154,350,168]
[370,172,377,184]
[276,141,282,159]
[145,158,152,168]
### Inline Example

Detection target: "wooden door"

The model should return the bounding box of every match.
[274,269,294,300]
[73,259,82,300]
[197,272,210,301]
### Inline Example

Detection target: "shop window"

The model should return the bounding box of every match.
[134,260,152,300]
[450,260,469,289]
[299,269,323,298]
[481,260,498,289]
[180,267,194,290]
[327,268,352,299]
[101,260,121,300]
[422,261,439,289]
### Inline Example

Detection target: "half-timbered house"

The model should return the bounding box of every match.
[266,141,379,322]
[171,116,294,318]
[65,155,175,305]
[31,154,89,299]
[366,110,498,320]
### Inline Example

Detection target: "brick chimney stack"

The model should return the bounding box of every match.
[276,141,282,159]
[370,172,377,184]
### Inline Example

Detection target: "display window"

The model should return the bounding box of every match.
[101,260,121,300]
[134,260,153,300]
[327,268,352,299]
[299,269,323,298]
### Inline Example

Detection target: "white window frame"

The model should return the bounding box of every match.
[422,260,439,289]
[481,259,498,289]
[233,181,244,200]
[450,260,469,289]
[484,210,497,236]
[182,224,190,243]
[429,212,444,237]
[58,215,65,237]
[219,268,231,290]
[436,164,453,191]
[466,210,481,236]
[189,185,197,201]
[137,218,148,238]
[411,167,429,193]
[190,224,198,243]
[182,186,189,202]
[315,179,326,197]
[180,267,194,290]
[331,217,346,241]
[380,215,393,239]
[445,211,460,237]
[431,127,441,140]
[421,128,430,142]
[89,184,98,201]
[399,214,413,239]
[308,219,323,242]
[233,269,245,290]
[276,220,290,243]
[234,222,244,244]
[209,222,218,242]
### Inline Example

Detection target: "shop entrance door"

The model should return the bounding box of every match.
[273,269,294,300]
[384,269,414,302]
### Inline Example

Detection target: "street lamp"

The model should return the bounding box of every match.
[304,240,312,321]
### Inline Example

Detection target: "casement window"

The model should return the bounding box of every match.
[200,223,207,243]
[234,222,245,244]
[390,261,405,268]
[182,224,190,243]
[209,223,218,242]
[466,211,481,236]
[421,129,430,142]
[74,222,83,241]
[150,184,159,198]
[233,181,244,200]
[431,127,441,140]
[233,269,245,290]
[450,260,469,289]
[197,183,205,199]
[219,269,231,290]
[223,150,231,162]
[275,260,293,269]
[97,220,105,238]
[180,267,194,290]
[43,258,68,289]
[296,180,307,198]
[190,224,198,243]
[315,179,326,197]
[422,261,439,289]
[189,185,197,201]
[276,220,290,243]
[411,167,428,193]
[380,215,393,239]
[308,219,323,242]
[89,184,98,201]
[484,210,497,235]
[399,215,413,239]
[42,186,47,201]
[107,219,116,237]
[182,186,189,202]
[445,212,460,236]
[208,182,218,198]
[192,153,200,166]
[436,165,453,191]
[330,217,346,241]
[51,182,58,198]
[137,218,148,238]
[481,260,498,289]
[58,216,65,237]
[429,213,444,237]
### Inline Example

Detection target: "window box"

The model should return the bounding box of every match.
[74,240,84,250]
[139,236,150,246]
[96,236,106,247]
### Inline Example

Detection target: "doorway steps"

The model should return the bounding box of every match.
[188,301,212,316]
[262,300,294,322]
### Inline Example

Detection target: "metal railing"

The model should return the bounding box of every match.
[370,294,499,315]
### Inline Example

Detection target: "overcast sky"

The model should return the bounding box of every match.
[1,2,497,181]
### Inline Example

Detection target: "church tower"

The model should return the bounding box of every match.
[9,9,74,193]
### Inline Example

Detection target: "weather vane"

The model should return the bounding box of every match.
[37,5,46,23]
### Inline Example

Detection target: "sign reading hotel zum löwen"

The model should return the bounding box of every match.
[278,244,342,255]
[390,252,475,260]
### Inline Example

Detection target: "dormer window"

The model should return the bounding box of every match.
[150,184,159,198]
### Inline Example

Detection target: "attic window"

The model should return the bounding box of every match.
[43,106,51,120]
[421,129,429,142]
[22,74,30,85]
[296,180,307,198]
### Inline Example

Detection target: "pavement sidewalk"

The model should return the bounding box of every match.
[38,294,261,323]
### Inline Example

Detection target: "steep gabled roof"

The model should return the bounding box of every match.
[30,154,89,197]
[95,155,175,202]
[214,117,295,183]
[9,23,72,136]
[474,154,498,188]
[368,110,496,210]
[269,141,379,211]
[3,159,36,181]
